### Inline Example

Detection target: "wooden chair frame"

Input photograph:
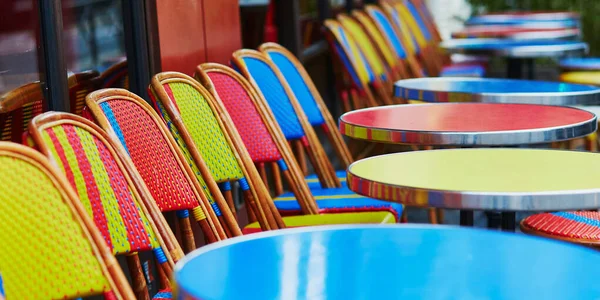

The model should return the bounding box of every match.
[231,49,341,189]
[68,70,101,115]
[86,89,240,245]
[258,43,354,169]
[150,72,285,231]
[0,141,135,299]
[0,81,43,142]
[29,112,178,299]
[195,63,319,215]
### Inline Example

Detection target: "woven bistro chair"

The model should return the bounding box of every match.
[521,212,600,248]
[232,50,340,188]
[0,82,43,143]
[259,43,353,187]
[29,112,178,299]
[68,70,100,115]
[100,58,129,89]
[86,89,238,247]
[149,72,284,231]
[0,141,134,299]
[154,69,397,232]
[225,54,405,219]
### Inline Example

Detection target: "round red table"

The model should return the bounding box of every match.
[339,103,597,146]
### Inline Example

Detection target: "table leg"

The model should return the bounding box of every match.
[486,211,501,229]
[459,210,474,226]
[526,58,535,80]
[506,58,524,79]
[501,212,516,232]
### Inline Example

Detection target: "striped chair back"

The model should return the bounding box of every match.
[68,70,100,115]
[364,5,426,77]
[86,88,236,242]
[100,59,129,89]
[0,142,133,299]
[150,72,286,230]
[0,82,43,142]
[259,43,353,168]
[29,112,163,257]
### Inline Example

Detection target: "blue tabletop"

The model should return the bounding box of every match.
[560,57,600,70]
[394,77,600,105]
[175,225,600,300]
[466,13,579,27]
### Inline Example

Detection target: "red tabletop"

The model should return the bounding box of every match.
[339,103,596,146]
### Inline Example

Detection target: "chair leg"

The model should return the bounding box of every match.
[436,208,445,224]
[177,211,197,253]
[126,253,150,300]
[428,208,438,224]
[271,162,284,196]
[293,140,309,175]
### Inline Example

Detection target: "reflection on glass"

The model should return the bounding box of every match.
[0,0,45,142]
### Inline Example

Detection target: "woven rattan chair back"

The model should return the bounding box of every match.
[0,82,43,142]
[232,50,341,188]
[86,88,235,246]
[29,112,177,298]
[68,70,100,115]
[150,72,285,230]
[100,59,129,89]
[260,43,354,168]
[195,63,318,214]
[0,141,134,299]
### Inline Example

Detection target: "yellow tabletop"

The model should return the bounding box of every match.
[348,149,600,211]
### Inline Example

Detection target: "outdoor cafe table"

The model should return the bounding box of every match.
[439,39,587,79]
[393,77,600,105]
[451,26,580,40]
[340,103,597,230]
[347,149,600,231]
[174,225,600,299]
[465,11,580,28]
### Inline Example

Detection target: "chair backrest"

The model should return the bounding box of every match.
[364,5,426,78]
[352,10,401,76]
[100,59,129,89]
[232,50,341,188]
[0,141,133,299]
[29,112,165,258]
[149,72,285,230]
[195,63,317,211]
[68,70,100,115]
[384,2,422,55]
[0,82,43,142]
[259,43,353,167]
[86,88,235,238]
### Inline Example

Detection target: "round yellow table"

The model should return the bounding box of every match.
[348,149,600,231]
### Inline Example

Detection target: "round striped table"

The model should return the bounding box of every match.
[175,225,600,300]
[348,149,600,231]
[393,77,600,105]
[452,26,579,40]
[340,103,596,146]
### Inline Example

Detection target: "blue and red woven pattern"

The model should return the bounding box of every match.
[238,57,306,140]
[522,211,600,240]
[98,99,201,213]
[206,72,283,164]
[41,124,157,255]
[267,52,326,127]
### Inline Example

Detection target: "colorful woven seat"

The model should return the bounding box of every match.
[560,71,600,86]
[521,211,600,246]
[197,63,402,222]
[29,112,177,298]
[243,211,396,234]
[86,88,236,247]
[99,58,129,89]
[305,170,348,188]
[0,82,44,143]
[0,142,134,299]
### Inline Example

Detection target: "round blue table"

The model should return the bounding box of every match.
[440,39,588,78]
[175,225,600,300]
[394,77,600,105]
[560,57,600,71]
[466,12,580,28]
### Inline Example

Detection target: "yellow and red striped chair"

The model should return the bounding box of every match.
[0,141,134,299]
[29,112,178,299]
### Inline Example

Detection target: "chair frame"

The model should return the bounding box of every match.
[150,72,285,231]
[195,63,319,215]
[258,43,354,169]
[29,111,179,298]
[0,141,135,299]
[68,70,101,115]
[0,81,43,142]
[86,88,240,243]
